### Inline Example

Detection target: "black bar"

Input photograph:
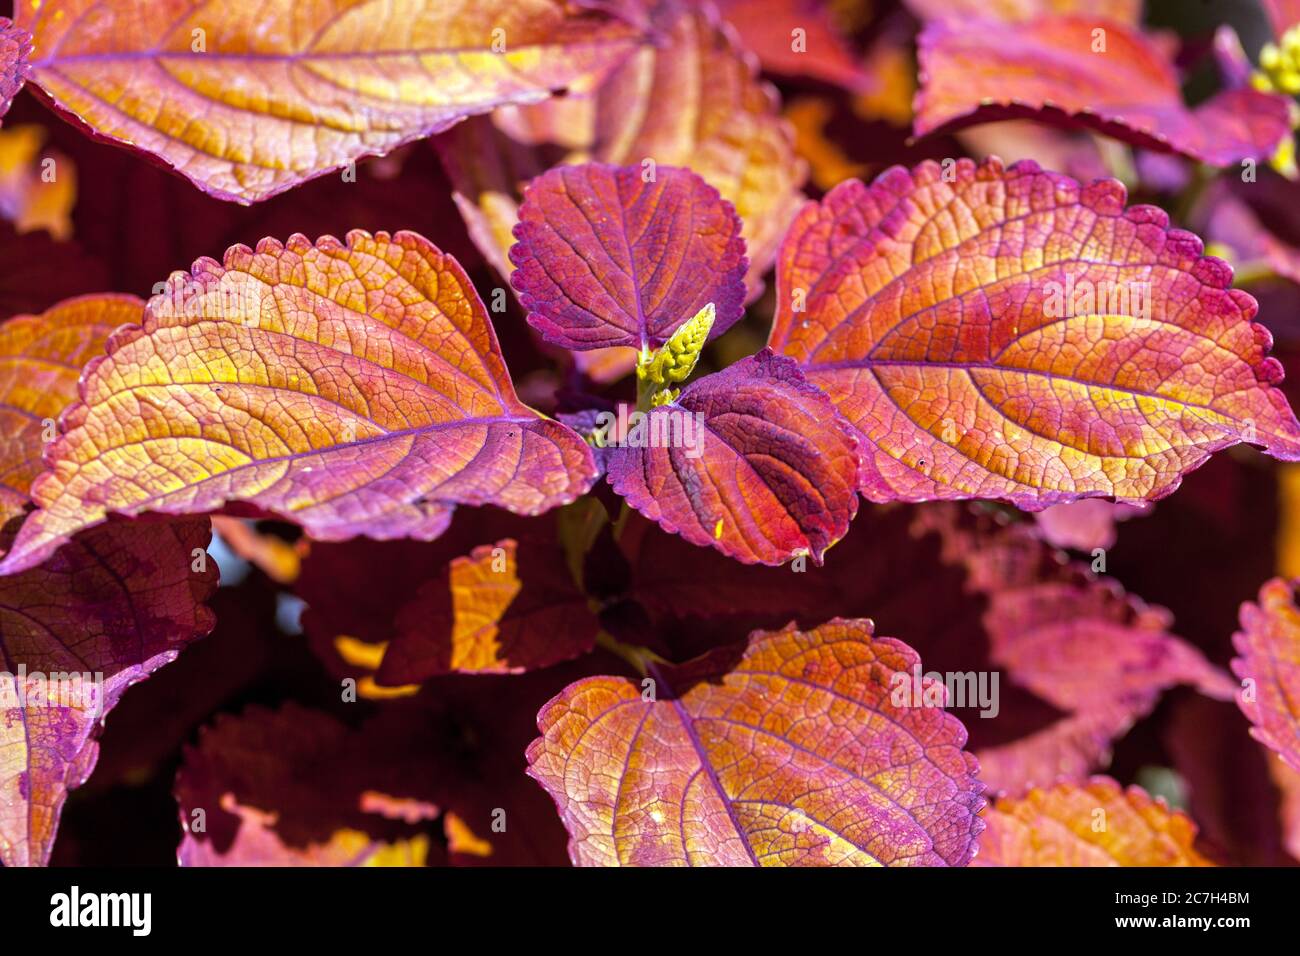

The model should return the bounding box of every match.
[0,865,1281,942]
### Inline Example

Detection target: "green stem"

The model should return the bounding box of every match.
[595,630,668,677]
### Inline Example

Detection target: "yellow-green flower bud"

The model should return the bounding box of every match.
[637,302,715,394]
[1254,26,1300,97]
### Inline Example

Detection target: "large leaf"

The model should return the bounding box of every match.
[0,230,597,575]
[1233,578,1300,772]
[605,350,861,566]
[437,0,804,299]
[527,618,985,866]
[914,16,1292,166]
[510,163,747,351]
[769,157,1300,509]
[975,777,1212,866]
[0,295,140,538]
[600,499,1230,793]
[16,0,644,203]
[0,517,217,866]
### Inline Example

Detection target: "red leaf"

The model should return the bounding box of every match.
[712,0,870,91]
[914,17,1291,165]
[0,18,31,123]
[915,504,1235,791]
[0,517,217,866]
[510,163,747,351]
[606,350,861,566]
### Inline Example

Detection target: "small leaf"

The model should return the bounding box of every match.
[0,231,596,575]
[0,124,78,240]
[0,18,31,123]
[0,295,140,540]
[606,350,861,566]
[510,164,746,351]
[17,0,644,202]
[209,516,301,584]
[975,777,1212,866]
[1032,499,1147,552]
[914,16,1292,165]
[527,618,985,866]
[769,158,1300,509]
[377,535,600,681]
[437,0,805,297]
[0,517,217,866]
[297,510,599,682]
[637,302,714,398]
[1233,578,1300,772]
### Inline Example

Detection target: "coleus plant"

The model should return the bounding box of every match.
[0,0,1298,870]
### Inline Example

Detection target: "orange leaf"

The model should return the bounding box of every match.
[976,776,1213,866]
[528,618,984,866]
[0,295,140,541]
[0,231,596,574]
[18,0,644,202]
[770,158,1300,508]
